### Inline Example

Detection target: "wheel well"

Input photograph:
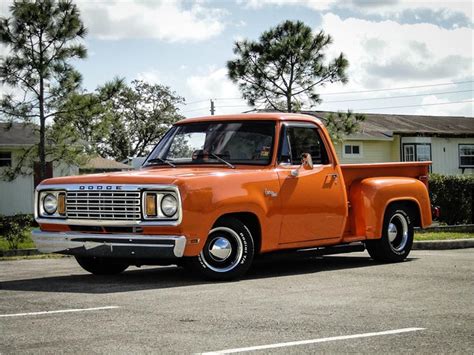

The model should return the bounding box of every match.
[214,212,262,253]
[386,200,421,227]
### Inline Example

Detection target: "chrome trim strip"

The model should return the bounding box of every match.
[32,230,186,257]
[34,184,183,226]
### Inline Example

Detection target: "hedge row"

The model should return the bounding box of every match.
[429,174,474,225]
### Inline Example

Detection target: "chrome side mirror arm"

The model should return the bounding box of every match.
[291,153,313,177]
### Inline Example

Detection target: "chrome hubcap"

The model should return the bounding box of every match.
[209,237,232,261]
[200,227,244,273]
[388,223,398,242]
[388,213,409,252]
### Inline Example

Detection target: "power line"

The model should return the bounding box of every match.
[319,80,474,96]
[180,106,209,114]
[183,98,209,106]
[323,89,473,104]
[180,80,474,106]
[351,99,474,112]
[217,104,250,108]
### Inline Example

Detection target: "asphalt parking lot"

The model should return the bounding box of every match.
[1,249,473,354]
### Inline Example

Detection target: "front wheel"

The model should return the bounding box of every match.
[366,204,414,262]
[75,256,129,275]
[185,217,255,281]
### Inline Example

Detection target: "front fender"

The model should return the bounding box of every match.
[176,171,281,256]
[349,177,432,239]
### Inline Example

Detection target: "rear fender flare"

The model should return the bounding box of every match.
[349,177,431,239]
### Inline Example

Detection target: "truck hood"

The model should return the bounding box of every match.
[40,166,267,186]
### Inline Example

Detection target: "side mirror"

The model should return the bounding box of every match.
[291,153,313,177]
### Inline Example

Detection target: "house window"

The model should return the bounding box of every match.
[459,144,474,168]
[0,152,12,167]
[403,143,431,162]
[403,145,415,161]
[343,143,362,158]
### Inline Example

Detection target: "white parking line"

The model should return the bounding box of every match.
[0,306,119,318]
[201,327,425,354]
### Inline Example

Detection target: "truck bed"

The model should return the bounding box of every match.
[341,161,431,190]
[340,161,432,238]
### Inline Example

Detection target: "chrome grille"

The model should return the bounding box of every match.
[66,191,141,220]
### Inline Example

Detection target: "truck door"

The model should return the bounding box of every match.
[276,122,347,244]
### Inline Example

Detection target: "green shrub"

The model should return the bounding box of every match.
[0,214,34,250]
[429,174,474,225]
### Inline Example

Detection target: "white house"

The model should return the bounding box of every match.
[0,123,79,215]
[305,111,474,175]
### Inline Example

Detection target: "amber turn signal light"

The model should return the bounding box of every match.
[146,193,157,216]
[58,192,66,215]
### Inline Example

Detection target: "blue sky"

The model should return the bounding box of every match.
[1,0,473,117]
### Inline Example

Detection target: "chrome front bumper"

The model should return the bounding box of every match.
[32,230,186,259]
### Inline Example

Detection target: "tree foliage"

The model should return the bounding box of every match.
[227,20,348,112]
[57,80,185,162]
[0,0,88,180]
[322,110,366,142]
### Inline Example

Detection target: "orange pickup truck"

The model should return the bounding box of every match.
[33,113,432,280]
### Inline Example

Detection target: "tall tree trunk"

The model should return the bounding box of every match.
[38,30,46,181]
[286,92,292,113]
[38,76,46,181]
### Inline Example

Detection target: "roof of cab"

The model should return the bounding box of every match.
[176,112,322,126]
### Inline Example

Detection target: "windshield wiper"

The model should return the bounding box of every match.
[210,153,235,169]
[145,157,176,168]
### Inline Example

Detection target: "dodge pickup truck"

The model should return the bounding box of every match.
[33,113,432,280]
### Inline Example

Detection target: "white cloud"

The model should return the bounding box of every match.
[0,0,226,42]
[136,69,162,84]
[240,0,337,10]
[415,95,473,116]
[75,0,226,42]
[318,14,473,92]
[347,0,473,22]
[185,68,250,116]
[240,0,473,22]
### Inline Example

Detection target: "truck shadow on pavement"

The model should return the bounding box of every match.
[0,255,416,294]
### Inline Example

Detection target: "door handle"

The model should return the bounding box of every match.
[327,173,338,180]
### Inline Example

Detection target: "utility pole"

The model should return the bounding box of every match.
[210,99,215,115]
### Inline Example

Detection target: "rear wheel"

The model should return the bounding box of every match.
[366,204,414,262]
[75,256,128,275]
[185,217,255,281]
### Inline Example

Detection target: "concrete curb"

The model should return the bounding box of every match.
[413,239,474,250]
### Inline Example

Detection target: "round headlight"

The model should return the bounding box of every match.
[161,194,177,217]
[43,193,58,215]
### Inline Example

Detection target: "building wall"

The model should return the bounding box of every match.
[334,140,396,164]
[0,149,35,215]
[0,149,79,215]
[430,137,474,175]
[336,135,473,175]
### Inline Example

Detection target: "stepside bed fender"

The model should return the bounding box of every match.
[349,177,432,239]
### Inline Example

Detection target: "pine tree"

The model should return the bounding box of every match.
[0,0,87,180]
[227,20,348,113]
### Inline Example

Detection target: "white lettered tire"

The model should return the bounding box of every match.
[186,217,255,281]
[366,204,414,262]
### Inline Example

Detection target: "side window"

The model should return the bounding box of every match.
[279,125,329,165]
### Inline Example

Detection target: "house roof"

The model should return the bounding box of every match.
[306,111,474,138]
[81,156,131,171]
[0,122,38,146]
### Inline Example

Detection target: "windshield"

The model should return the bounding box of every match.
[144,121,275,167]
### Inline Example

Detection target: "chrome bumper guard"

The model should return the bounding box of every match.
[32,230,186,259]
